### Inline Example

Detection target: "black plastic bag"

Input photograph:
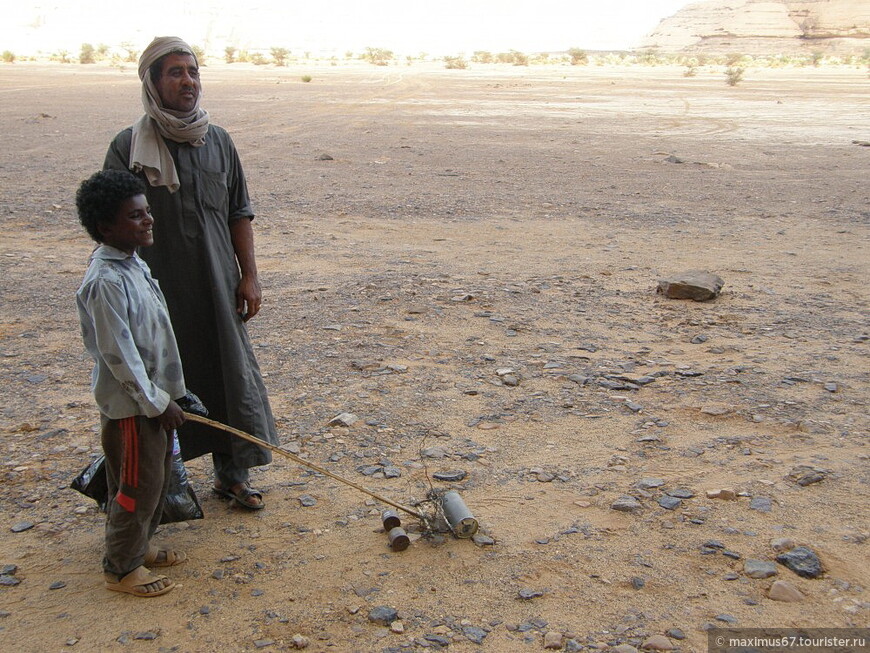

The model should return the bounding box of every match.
[70,430,203,524]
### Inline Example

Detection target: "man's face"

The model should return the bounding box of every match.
[155,53,201,113]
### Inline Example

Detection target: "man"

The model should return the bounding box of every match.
[104,36,278,510]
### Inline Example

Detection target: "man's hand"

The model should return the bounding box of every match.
[236,274,262,321]
[158,400,186,431]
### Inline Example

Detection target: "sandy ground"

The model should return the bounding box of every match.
[0,60,868,652]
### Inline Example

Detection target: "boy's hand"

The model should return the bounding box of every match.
[158,400,186,431]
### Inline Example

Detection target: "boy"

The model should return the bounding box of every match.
[76,169,187,597]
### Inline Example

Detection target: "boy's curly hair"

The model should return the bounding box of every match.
[76,169,146,243]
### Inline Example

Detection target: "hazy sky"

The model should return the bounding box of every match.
[4,1,694,56]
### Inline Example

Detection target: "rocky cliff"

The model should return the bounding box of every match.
[639,0,870,55]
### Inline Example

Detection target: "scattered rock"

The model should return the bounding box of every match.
[770,537,796,553]
[787,465,827,486]
[768,580,805,602]
[744,559,778,579]
[463,626,487,644]
[642,634,676,650]
[368,606,399,626]
[291,633,310,649]
[544,631,563,649]
[433,470,467,482]
[611,495,643,513]
[657,270,724,301]
[749,496,773,512]
[706,489,737,500]
[776,546,823,578]
[327,412,358,427]
[10,522,34,533]
[658,496,681,510]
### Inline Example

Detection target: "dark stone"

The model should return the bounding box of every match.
[518,588,544,599]
[48,581,66,590]
[750,496,773,512]
[666,488,695,499]
[433,470,467,482]
[368,605,399,625]
[10,522,34,533]
[463,626,487,644]
[658,496,681,510]
[776,546,824,578]
[298,494,317,507]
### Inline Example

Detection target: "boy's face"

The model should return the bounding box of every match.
[155,53,201,113]
[99,194,153,255]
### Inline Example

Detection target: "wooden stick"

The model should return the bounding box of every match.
[184,412,426,520]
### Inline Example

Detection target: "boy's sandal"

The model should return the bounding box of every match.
[145,545,187,568]
[105,566,175,597]
[213,481,265,510]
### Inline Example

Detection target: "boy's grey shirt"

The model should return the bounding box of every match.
[76,245,186,419]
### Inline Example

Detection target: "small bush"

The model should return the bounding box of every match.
[725,66,744,86]
[2,50,15,63]
[191,45,206,65]
[568,48,588,65]
[684,65,697,77]
[444,56,467,70]
[79,43,96,64]
[301,75,312,82]
[271,47,290,66]
[225,46,237,64]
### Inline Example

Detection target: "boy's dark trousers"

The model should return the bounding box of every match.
[100,414,172,577]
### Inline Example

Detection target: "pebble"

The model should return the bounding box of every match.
[642,634,676,650]
[638,478,665,490]
[665,629,685,640]
[11,521,34,533]
[433,470,467,482]
[368,606,398,626]
[327,412,358,427]
[472,534,495,546]
[518,588,544,599]
[291,634,310,649]
[49,581,66,590]
[658,496,681,510]
[716,614,738,625]
[776,546,823,578]
[298,495,317,507]
[770,537,796,552]
[744,560,778,579]
[666,488,695,499]
[544,631,564,649]
[706,489,737,500]
[768,580,805,602]
[749,496,773,512]
[611,495,643,513]
[463,626,487,644]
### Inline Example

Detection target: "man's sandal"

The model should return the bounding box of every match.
[213,481,265,510]
[145,544,187,568]
[105,566,175,597]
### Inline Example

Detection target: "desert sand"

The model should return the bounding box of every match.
[0,60,868,652]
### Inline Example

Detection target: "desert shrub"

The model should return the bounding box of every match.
[79,43,96,64]
[301,75,312,82]
[684,65,697,77]
[725,66,744,86]
[472,51,493,64]
[363,47,394,66]
[120,42,139,63]
[725,53,744,66]
[271,47,290,66]
[811,51,824,67]
[511,50,528,66]
[191,45,206,65]
[444,56,467,69]
[568,47,588,65]
[2,50,15,63]
[225,46,237,63]
[251,52,267,65]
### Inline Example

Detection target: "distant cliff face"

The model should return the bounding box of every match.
[639,0,870,54]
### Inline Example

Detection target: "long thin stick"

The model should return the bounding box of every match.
[184,412,426,520]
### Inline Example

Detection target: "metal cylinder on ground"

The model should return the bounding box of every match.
[440,490,478,538]
[381,509,401,531]
[387,526,410,551]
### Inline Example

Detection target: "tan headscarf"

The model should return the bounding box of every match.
[130,36,210,193]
